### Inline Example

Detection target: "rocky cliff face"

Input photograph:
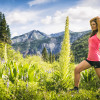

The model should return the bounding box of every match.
[11,30,91,57]
[11,30,48,44]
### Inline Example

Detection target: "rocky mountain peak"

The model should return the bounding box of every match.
[11,30,49,44]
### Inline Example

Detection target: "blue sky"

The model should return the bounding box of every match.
[0,0,100,37]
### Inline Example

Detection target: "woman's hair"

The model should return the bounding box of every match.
[89,19,98,38]
[89,29,98,38]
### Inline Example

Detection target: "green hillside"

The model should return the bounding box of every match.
[71,32,91,63]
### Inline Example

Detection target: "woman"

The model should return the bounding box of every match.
[69,16,100,92]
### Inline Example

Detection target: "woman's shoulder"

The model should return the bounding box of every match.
[89,34,96,39]
[88,34,96,41]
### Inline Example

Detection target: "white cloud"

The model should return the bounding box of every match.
[53,11,66,24]
[40,0,100,33]
[38,23,65,34]
[4,0,100,38]
[5,9,44,38]
[11,32,19,37]
[41,11,66,25]
[68,6,100,20]
[41,16,52,24]
[10,23,40,38]
[6,10,40,25]
[28,0,56,6]
[78,0,100,8]
[40,6,100,32]
[66,6,100,32]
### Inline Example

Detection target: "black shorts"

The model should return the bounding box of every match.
[85,59,100,68]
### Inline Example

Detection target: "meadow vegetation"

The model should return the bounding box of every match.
[0,16,100,100]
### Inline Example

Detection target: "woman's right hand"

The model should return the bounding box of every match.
[90,16,100,23]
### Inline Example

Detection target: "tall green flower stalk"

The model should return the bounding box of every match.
[4,43,7,63]
[59,16,71,88]
[0,42,7,63]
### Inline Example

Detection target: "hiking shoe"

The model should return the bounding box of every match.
[68,87,79,93]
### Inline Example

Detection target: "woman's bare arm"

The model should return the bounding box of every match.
[90,16,98,23]
[90,16,98,22]
[97,17,100,33]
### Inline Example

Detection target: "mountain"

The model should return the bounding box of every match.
[49,31,64,38]
[11,29,91,57]
[71,31,91,63]
[49,30,73,38]
[70,30,91,44]
[11,30,49,44]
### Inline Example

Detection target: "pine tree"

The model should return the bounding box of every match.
[0,12,3,41]
[0,12,11,44]
[52,54,55,62]
[1,14,8,62]
[0,12,11,62]
[1,14,7,42]
[49,51,52,63]
[6,25,11,44]
[42,47,48,62]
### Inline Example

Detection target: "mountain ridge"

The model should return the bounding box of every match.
[11,29,91,57]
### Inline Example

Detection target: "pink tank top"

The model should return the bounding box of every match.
[87,34,100,61]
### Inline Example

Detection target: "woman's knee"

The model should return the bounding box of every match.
[74,66,80,74]
[95,68,100,79]
[97,73,100,79]
[74,60,91,74]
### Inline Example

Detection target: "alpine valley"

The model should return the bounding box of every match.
[11,30,91,61]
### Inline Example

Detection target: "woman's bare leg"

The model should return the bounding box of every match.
[74,60,91,87]
[95,68,100,78]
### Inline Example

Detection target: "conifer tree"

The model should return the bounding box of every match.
[42,47,48,62]
[1,14,7,42]
[52,54,55,62]
[0,12,11,62]
[0,12,11,44]
[0,12,3,41]
[6,25,11,43]
[49,51,52,63]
